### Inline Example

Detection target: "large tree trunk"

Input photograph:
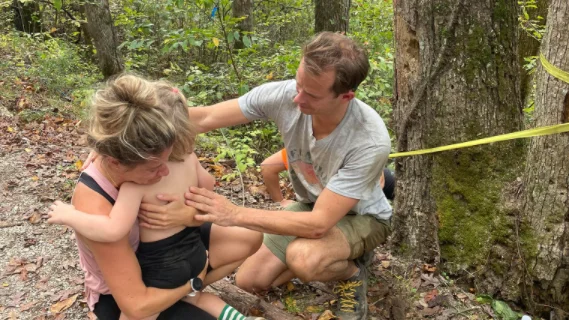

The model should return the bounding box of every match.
[392,0,525,278]
[232,0,253,49]
[12,0,41,33]
[314,0,350,33]
[84,0,123,78]
[517,0,569,316]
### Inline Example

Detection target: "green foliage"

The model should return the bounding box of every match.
[518,0,546,41]
[0,32,98,117]
[2,0,396,181]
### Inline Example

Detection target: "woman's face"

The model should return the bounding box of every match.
[121,147,173,185]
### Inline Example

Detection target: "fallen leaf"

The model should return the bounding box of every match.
[286,281,295,292]
[306,305,323,313]
[424,289,438,303]
[381,260,391,268]
[74,160,83,171]
[423,263,437,273]
[28,212,42,224]
[50,294,78,314]
[20,301,37,311]
[87,312,97,320]
[54,313,66,320]
[318,310,336,320]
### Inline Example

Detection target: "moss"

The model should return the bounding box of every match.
[431,142,523,273]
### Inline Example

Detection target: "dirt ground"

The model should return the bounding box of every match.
[0,98,501,319]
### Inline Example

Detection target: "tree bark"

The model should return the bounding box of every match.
[314,0,350,33]
[232,0,253,49]
[517,0,569,316]
[84,0,123,79]
[205,280,295,320]
[392,0,525,276]
[12,0,41,33]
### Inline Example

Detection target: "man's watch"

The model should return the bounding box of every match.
[188,278,203,297]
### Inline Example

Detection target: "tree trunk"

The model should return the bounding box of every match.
[392,0,525,278]
[12,0,41,33]
[205,280,295,320]
[518,0,548,103]
[232,0,253,49]
[84,0,123,79]
[517,0,569,316]
[314,0,350,33]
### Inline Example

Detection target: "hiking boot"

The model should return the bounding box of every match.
[333,259,368,320]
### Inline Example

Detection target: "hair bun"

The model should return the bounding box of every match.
[111,74,157,110]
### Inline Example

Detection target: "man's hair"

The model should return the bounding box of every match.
[302,32,370,96]
[88,74,196,166]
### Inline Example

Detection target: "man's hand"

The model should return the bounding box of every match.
[81,150,98,171]
[185,187,240,227]
[138,194,201,229]
[47,200,75,225]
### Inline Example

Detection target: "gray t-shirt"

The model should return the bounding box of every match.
[238,80,392,220]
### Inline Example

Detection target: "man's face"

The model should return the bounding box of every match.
[293,60,348,116]
[121,146,173,185]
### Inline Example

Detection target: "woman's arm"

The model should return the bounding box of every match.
[48,183,143,242]
[72,184,193,318]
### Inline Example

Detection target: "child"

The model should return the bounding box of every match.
[48,75,263,320]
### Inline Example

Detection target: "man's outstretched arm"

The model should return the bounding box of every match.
[188,99,251,134]
[187,187,358,239]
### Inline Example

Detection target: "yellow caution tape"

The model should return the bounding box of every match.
[389,123,569,158]
[540,53,569,84]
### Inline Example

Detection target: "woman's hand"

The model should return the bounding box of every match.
[47,200,76,225]
[138,194,201,229]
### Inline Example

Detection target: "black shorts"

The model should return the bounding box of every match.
[93,223,214,319]
[137,227,207,289]
[93,294,215,320]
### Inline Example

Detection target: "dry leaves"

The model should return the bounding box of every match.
[50,294,78,314]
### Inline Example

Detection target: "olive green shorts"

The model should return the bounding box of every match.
[264,202,391,264]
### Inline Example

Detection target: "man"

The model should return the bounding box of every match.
[146,32,392,319]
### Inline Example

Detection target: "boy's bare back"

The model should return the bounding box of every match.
[137,153,202,243]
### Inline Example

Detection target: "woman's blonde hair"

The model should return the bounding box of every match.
[88,74,195,166]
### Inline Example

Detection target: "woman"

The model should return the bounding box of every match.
[67,75,262,319]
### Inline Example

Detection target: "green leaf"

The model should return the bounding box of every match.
[475,294,493,304]
[242,35,252,48]
[233,31,240,41]
[491,300,518,320]
[53,0,62,10]
[227,32,234,43]
[238,83,249,96]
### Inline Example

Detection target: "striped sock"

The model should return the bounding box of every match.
[218,304,246,320]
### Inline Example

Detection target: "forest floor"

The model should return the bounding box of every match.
[0,78,516,320]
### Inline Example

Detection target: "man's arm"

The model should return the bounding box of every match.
[189,99,250,134]
[188,187,358,239]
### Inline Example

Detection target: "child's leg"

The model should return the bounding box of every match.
[118,312,159,320]
[182,292,255,320]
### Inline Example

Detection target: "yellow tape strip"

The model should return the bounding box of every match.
[389,123,569,158]
[540,53,569,84]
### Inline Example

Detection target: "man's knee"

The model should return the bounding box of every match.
[285,240,327,282]
[235,269,272,293]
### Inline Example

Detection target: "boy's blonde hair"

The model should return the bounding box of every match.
[88,74,195,166]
